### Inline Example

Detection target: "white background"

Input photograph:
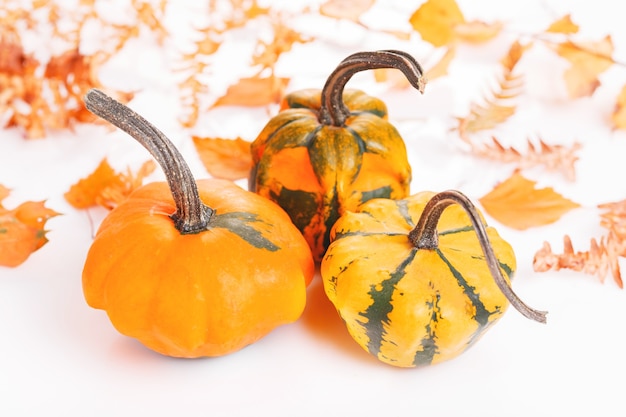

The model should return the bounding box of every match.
[1,0,625,415]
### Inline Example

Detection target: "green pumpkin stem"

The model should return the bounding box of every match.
[83,89,213,234]
[318,50,427,127]
[408,190,548,324]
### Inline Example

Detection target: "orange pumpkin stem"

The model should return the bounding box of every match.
[319,50,426,127]
[84,89,213,234]
[408,190,548,324]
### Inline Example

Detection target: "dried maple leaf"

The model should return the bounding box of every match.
[554,35,614,98]
[251,15,310,76]
[611,84,626,130]
[409,0,501,47]
[192,136,253,181]
[479,171,580,230]
[468,136,581,181]
[0,185,60,267]
[457,41,530,138]
[64,158,156,210]
[545,14,579,35]
[211,76,290,108]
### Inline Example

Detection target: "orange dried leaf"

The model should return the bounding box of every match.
[555,35,614,98]
[212,76,290,108]
[468,136,580,181]
[319,0,375,22]
[457,41,529,137]
[64,158,156,210]
[479,172,580,230]
[192,136,253,181]
[425,45,456,81]
[611,84,626,130]
[409,0,465,47]
[0,187,60,267]
[546,14,579,35]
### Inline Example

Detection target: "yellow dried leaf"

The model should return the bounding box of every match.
[454,20,502,43]
[612,84,626,130]
[192,136,252,181]
[546,14,579,34]
[479,172,580,230]
[556,35,614,98]
[320,0,375,22]
[212,76,290,108]
[409,0,465,47]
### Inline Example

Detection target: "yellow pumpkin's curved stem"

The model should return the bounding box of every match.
[319,50,427,127]
[83,89,213,234]
[408,190,548,324]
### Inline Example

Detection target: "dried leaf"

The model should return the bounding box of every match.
[546,14,579,34]
[611,84,626,130]
[533,234,623,288]
[467,136,581,181]
[454,20,503,43]
[64,158,156,210]
[479,171,580,230]
[409,0,500,47]
[0,186,60,267]
[425,45,456,81]
[457,41,529,137]
[319,0,375,22]
[555,35,614,98]
[212,76,290,108]
[192,136,253,181]
[409,0,465,47]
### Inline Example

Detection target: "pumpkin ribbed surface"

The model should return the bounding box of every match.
[83,179,314,358]
[321,191,516,367]
[250,89,411,261]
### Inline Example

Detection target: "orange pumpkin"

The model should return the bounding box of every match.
[82,89,315,358]
[249,50,427,261]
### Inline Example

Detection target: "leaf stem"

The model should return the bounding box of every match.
[83,89,213,234]
[318,49,427,127]
[408,190,548,323]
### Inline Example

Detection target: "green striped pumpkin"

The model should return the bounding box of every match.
[320,190,547,367]
[249,50,426,262]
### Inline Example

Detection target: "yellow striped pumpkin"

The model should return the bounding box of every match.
[249,50,426,261]
[321,190,547,367]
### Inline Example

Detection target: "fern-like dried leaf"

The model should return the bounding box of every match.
[533,234,623,288]
[469,136,581,181]
[457,40,529,139]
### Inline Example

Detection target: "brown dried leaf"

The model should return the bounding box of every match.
[479,171,580,230]
[192,136,253,181]
[555,35,614,98]
[212,76,290,108]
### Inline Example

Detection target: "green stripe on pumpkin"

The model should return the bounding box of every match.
[435,247,493,326]
[210,212,280,252]
[358,248,418,357]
